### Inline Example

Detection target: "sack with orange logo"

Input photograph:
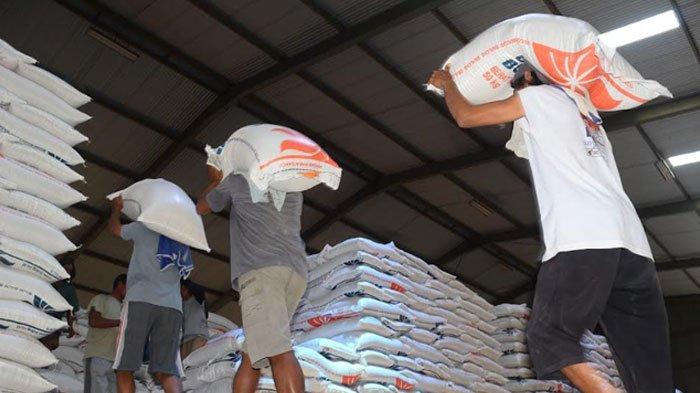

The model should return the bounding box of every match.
[205,124,342,209]
[427,13,671,112]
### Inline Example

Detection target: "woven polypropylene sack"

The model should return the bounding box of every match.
[15,63,91,108]
[108,179,210,251]
[206,124,341,210]
[0,234,69,282]
[0,359,56,393]
[0,266,71,311]
[427,14,671,111]
[0,330,58,368]
[0,206,77,255]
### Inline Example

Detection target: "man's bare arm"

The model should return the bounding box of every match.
[196,165,223,215]
[88,308,120,329]
[108,196,123,237]
[429,67,525,128]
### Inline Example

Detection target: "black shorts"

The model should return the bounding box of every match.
[526,248,674,393]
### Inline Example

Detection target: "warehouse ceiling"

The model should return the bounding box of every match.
[1,0,699,318]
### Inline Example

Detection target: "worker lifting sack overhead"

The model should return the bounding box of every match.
[426,13,671,112]
[205,123,342,210]
[107,178,210,252]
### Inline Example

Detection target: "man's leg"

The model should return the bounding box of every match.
[237,267,306,393]
[269,351,305,393]
[115,371,135,393]
[526,249,621,392]
[148,305,184,393]
[114,302,151,393]
[88,357,114,393]
[600,250,673,393]
[233,352,261,393]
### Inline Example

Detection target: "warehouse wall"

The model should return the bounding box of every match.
[667,295,700,392]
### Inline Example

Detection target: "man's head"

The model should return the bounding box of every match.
[510,62,548,90]
[62,261,76,280]
[112,274,127,300]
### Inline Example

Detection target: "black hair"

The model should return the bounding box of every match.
[182,279,208,317]
[511,69,545,90]
[113,274,127,290]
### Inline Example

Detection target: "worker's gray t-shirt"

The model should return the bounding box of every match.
[206,175,308,289]
[121,222,182,312]
[182,297,209,342]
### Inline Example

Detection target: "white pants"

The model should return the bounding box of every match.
[84,357,116,393]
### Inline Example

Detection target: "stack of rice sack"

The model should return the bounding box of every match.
[207,312,239,339]
[182,238,509,392]
[492,304,625,392]
[0,37,91,393]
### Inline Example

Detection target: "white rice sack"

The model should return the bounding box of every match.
[183,329,245,368]
[434,298,460,311]
[391,245,431,272]
[434,336,477,354]
[192,378,232,393]
[15,63,91,108]
[402,289,431,311]
[332,332,407,356]
[0,299,67,338]
[457,297,496,321]
[404,306,447,330]
[409,281,444,300]
[6,102,88,146]
[467,293,494,313]
[503,367,535,379]
[406,327,439,344]
[467,354,508,375]
[358,350,394,368]
[0,108,84,165]
[0,39,36,70]
[0,359,56,393]
[447,279,478,298]
[504,379,575,392]
[362,366,416,391]
[321,238,403,262]
[192,353,240,385]
[501,341,528,354]
[492,303,531,319]
[0,155,86,207]
[357,383,400,393]
[428,306,474,327]
[292,297,406,331]
[0,138,83,183]
[294,338,359,362]
[294,346,364,386]
[0,234,69,282]
[0,331,57,368]
[398,336,453,367]
[415,358,451,380]
[389,355,422,373]
[449,368,484,389]
[474,382,510,393]
[0,187,80,230]
[53,346,84,373]
[318,264,412,294]
[493,327,527,343]
[435,323,462,338]
[492,316,527,330]
[309,251,392,282]
[0,206,78,255]
[429,14,671,111]
[424,264,456,284]
[0,65,90,125]
[462,326,502,350]
[463,362,490,379]
[0,266,71,311]
[296,316,398,343]
[499,353,532,368]
[303,280,411,310]
[475,345,503,362]
[443,348,468,364]
[108,178,210,251]
[398,369,448,393]
[476,320,498,335]
[38,370,83,393]
[206,124,341,210]
[46,360,77,378]
[486,371,509,386]
[207,312,238,332]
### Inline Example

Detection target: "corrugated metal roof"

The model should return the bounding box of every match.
[555,0,670,32]
[659,270,699,296]
[210,0,337,57]
[72,165,132,209]
[646,212,700,257]
[438,0,549,39]
[473,263,529,294]
[304,171,367,211]
[315,0,405,26]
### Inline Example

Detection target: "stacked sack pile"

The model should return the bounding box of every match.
[0,37,91,393]
[183,237,514,393]
[492,304,625,392]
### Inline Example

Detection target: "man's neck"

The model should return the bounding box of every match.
[110,292,121,301]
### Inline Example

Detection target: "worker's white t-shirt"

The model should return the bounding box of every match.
[515,85,652,262]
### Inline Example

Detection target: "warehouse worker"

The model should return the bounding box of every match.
[428,64,672,393]
[109,195,189,393]
[84,274,127,393]
[41,261,81,350]
[197,167,307,393]
[180,279,209,359]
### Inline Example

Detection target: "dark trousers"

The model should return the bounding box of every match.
[527,248,674,393]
